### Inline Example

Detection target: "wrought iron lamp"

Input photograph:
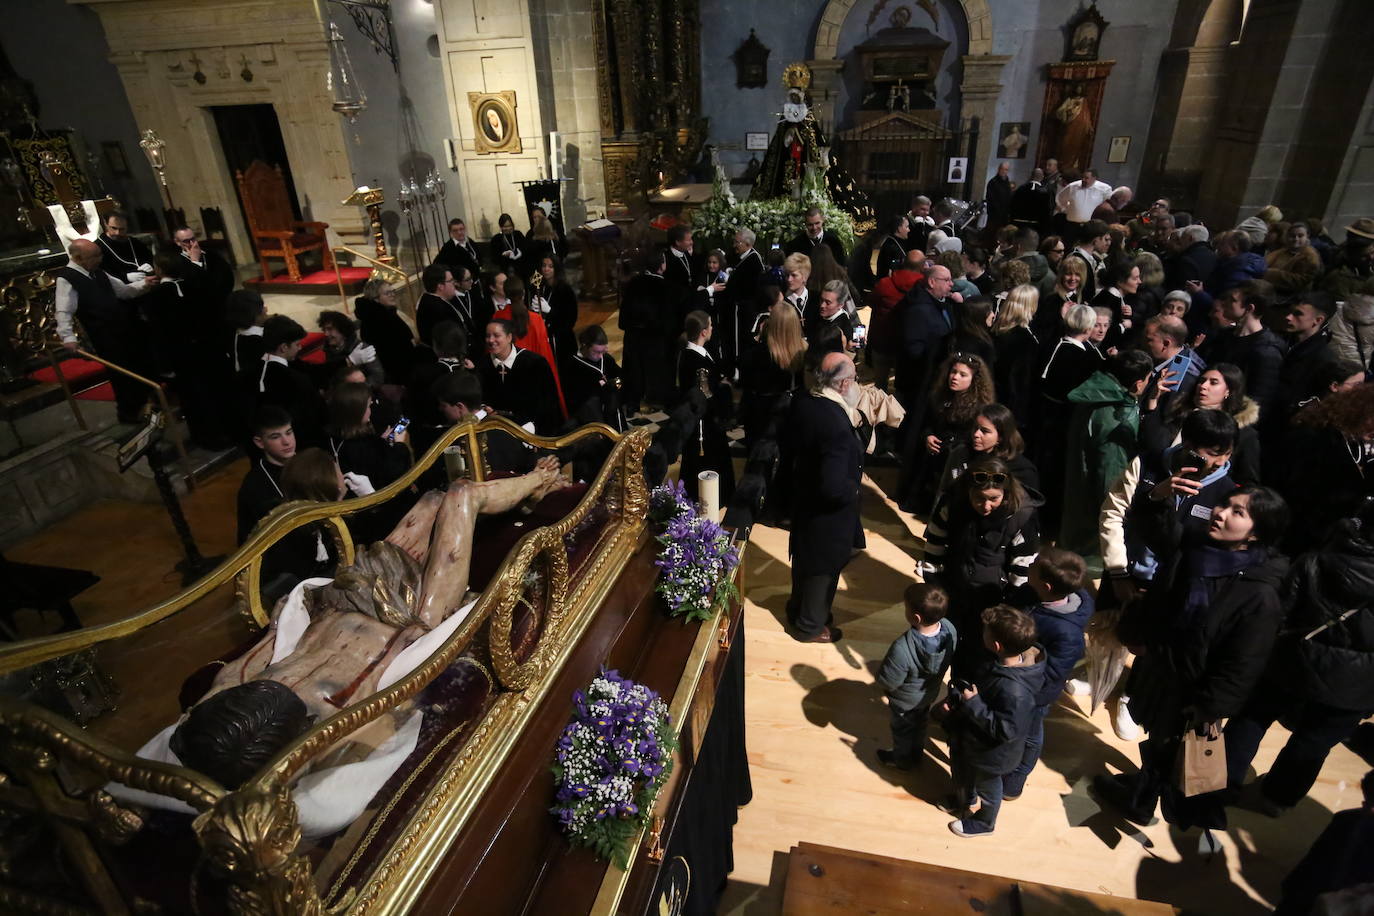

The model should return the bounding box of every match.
[138,128,171,204]
[326,21,367,122]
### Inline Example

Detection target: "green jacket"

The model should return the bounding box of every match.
[1059,370,1141,556]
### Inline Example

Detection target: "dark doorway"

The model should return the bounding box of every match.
[210,104,300,256]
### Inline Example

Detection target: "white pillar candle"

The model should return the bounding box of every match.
[698,470,720,521]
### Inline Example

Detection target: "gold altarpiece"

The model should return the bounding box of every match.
[594,0,705,211]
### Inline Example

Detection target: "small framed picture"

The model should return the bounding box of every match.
[1107,135,1130,164]
[745,132,770,151]
[468,90,521,155]
[102,141,131,178]
[997,122,1030,159]
[947,157,967,183]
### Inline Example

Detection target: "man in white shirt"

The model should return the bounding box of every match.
[1056,168,1113,225]
[54,238,153,421]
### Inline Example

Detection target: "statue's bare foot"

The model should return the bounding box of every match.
[528,455,571,503]
[386,491,443,563]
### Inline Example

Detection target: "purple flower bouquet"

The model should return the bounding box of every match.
[550,669,677,866]
[650,482,740,623]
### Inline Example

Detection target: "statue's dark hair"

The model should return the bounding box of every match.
[170,680,311,789]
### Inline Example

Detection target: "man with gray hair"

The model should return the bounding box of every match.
[722,226,765,376]
[1166,223,1217,293]
[781,351,865,642]
[55,238,154,422]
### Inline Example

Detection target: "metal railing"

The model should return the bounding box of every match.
[331,246,417,317]
[47,347,191,470]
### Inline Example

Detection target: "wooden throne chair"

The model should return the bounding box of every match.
[234,160,333,281]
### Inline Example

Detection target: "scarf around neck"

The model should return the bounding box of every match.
[1179,544,1266,628]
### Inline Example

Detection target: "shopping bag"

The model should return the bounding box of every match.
[1176,729,1227,797]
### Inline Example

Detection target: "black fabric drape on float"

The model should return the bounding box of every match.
[651,614,753,916]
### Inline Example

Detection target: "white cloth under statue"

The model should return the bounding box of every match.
[47,200,102,245]
[106,578,479,839]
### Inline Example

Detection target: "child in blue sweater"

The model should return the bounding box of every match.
[876,583,957,770]
[1001,546,1094,800]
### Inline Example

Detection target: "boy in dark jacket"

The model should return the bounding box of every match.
[939,604,1046,837]
[876,583,957,770]
[1002,548,1094,799]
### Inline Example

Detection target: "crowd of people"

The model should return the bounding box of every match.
[765,179,1373,904]
[55,171,1374,905]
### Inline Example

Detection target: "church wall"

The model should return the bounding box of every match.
[982,0,1178,193]
[430,0,551,242]
[1,0,164,224]
[699,0,1177,206]
[338,1,461,259]
[832,0,968,134]
[699,1,824,180]
[1324,72,1374,241]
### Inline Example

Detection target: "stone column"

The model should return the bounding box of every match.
[960,55,1011,189]
[805,59,846,138]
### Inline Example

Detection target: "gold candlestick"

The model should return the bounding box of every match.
[342,185,394,265]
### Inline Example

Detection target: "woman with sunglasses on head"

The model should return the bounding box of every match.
[1094,485,1290,831]
[920,456,1043,679]
[899,352,996,516]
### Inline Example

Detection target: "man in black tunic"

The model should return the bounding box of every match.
[436,218,482,280]
[478,319,561,435]
[722,228,765,376]
[95,210,154,284]
[415,263,465,348]
[236,405,296,543]
[785,207,847,266]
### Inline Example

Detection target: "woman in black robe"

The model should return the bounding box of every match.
[533,253,579,364]
[490,212,527,278]
[676,310,736,505]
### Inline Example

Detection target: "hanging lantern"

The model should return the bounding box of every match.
[326,21,367,122]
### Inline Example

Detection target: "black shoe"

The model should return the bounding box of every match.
[877,749,917,770]
[1090,773,1158,826]
[796,625,843,643]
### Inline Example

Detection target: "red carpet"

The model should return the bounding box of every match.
[246,267,372,295]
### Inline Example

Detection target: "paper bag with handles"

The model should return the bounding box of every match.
[1176,729,1227,797]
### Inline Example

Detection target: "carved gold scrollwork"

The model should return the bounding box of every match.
[88,790,144,845]
[193,786,329,916]
[488,527,570,690]
[1,269,59,364]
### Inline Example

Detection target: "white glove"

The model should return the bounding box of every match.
[535,296,551,314]
[342,471,375,496]
[347,343,377,365]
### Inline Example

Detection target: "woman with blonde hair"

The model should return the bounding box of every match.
[993,284,1040,433]
[740,302,805,449]
[1032,255,1088,339]
[782,252,813,319]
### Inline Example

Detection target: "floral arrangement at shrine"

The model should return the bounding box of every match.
[649,480,741,623]
[550,669,677,866]
[692,159,857,254]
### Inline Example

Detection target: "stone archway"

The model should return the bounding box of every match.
[812,0,994,60]
[808,0,1007,192]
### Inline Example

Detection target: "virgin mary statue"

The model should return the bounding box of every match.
[751,65,873,227]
